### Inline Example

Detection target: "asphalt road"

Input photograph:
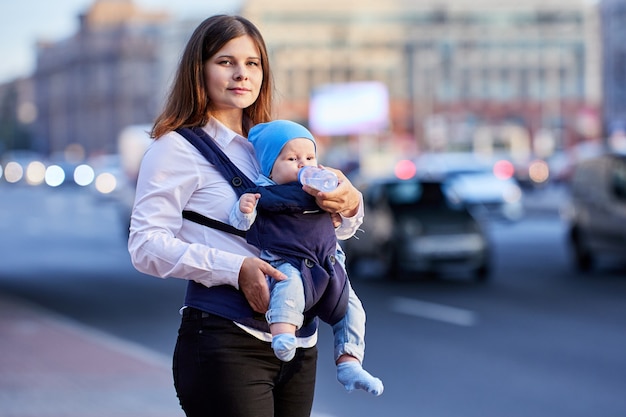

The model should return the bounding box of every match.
[1,184,625,417]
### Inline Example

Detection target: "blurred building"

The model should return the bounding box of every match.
[599,0,626,149]
[32,0,171,157]
[243,0,602,163]
[10,0,606,164]
[0,77,36,154]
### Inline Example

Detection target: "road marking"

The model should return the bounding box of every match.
[390,297,478,326]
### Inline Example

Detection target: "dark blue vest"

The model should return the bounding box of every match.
[175,127,339,337]
[245,182,349,325]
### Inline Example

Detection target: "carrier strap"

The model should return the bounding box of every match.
[176,126,256,237]
[177,127,256,195]
[182,210,246,238]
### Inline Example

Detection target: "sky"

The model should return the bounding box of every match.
[0,0,242,84]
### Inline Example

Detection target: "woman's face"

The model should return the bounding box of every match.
[204,35,263,115]
[270,138,318,185]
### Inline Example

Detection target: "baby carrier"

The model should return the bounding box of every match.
[176,127,349,326]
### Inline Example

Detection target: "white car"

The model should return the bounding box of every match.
[445,170,524,221]
[414,153,524,221]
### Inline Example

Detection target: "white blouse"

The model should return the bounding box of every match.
[127,118,363,342]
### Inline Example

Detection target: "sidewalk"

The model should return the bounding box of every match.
[0,292,184,417]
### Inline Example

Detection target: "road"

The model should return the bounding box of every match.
[1,184,625,417]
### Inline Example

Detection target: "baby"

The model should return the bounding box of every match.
[229,120,383,396]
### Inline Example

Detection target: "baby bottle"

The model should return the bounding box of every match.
[298,166,338,192]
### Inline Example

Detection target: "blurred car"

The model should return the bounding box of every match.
[445,169,524,221]
[343,176,491,281]
[413,152,524,221]
[566,153,626,271]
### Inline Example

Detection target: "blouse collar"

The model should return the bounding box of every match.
[203,117,246,148]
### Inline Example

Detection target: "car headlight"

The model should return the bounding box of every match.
[503,184,522,203]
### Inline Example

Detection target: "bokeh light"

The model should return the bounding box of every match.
[45,165,66,187]
[25,161,46,185]
[394,159,417,180]
[4,162,24,183]
[94,172,117,194]
[74,164,95,186]
[529,160,550,184]
[64,143,85,163]
[493,160,515,180]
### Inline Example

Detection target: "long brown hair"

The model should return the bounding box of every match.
[152,15,273,138]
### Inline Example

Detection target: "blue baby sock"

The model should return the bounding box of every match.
[271,333,297,362]
[337,361,384,396]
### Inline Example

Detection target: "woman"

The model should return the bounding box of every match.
[127,15,364,417]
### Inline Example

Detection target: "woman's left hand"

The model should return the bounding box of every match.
[302,166,361,217]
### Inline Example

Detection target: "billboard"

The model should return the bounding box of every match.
[308,81,389,136]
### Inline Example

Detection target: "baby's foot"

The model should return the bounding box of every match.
[271,333,297,362]
[337,361,384,396]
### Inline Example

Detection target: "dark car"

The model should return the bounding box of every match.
[566,153,626,271]
[343,176,491,281]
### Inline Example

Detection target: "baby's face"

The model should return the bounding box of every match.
[270,138,317,184]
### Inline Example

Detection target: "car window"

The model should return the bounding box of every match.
[386,181,448,208]
[386,182,423,205]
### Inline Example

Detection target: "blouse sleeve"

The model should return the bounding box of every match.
[127,133,246,289]
[335,192,365,241]
[228,195,257,231]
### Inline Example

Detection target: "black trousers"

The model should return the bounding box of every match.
[173,308,318,417]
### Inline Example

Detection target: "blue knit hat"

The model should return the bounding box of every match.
[248,120,316,177]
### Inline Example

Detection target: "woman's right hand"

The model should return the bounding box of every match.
[303,166,361,218]
[239,257,287,313]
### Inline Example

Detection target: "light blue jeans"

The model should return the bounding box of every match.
[264,248,367,363]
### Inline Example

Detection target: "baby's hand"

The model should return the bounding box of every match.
[240,193,260,214]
